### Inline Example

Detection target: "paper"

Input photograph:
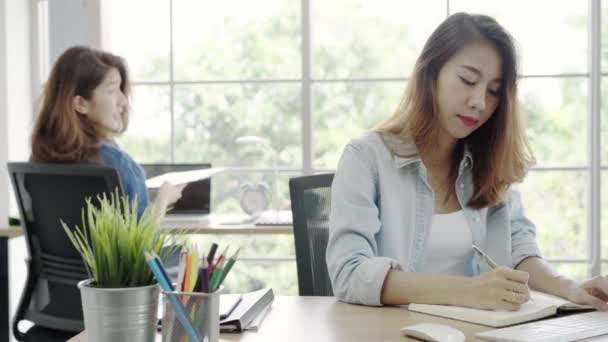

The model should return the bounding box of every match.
[146,167,226,188]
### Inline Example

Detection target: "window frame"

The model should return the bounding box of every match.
[77,0,605,277]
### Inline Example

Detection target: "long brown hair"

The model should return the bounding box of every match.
[375,13,535,208]
[31,46,131,163]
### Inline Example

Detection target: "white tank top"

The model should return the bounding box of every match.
[423,210,473,276]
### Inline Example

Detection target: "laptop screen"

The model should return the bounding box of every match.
[141,163,211,215]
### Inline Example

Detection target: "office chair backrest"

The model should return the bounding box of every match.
[7,162,123,336]
[289,173,334,296]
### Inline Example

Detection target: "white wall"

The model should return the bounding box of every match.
[6,0,32,163]
[48,0,101,64]
[2,1,34,341]
[0,0,11,227]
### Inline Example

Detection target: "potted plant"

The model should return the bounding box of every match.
[63,190,179,342]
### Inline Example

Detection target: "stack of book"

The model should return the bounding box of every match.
[220,288,274,332]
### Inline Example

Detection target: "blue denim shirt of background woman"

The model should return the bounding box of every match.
[99,141,149,219]
[326,132,542,306]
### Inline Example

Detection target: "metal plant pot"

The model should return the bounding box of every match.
[78,279,159,342]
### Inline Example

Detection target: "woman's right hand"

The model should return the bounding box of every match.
[462,266,531,311]
[155,181,185,209]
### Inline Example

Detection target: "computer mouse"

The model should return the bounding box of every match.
[400,323,465,342]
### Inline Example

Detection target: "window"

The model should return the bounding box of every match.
[101,0,603,293]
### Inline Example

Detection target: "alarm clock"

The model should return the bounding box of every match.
[239,182,270,215]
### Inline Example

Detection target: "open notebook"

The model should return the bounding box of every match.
[408,291,594,327]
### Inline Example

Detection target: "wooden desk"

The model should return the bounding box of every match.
[68,296,494,342]
[0,227,24,342]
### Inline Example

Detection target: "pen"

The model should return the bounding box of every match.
[472,244,498,269]
[207,242,218,265]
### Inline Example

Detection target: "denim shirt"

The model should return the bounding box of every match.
[99,141,149,219]
[326,132,541,306]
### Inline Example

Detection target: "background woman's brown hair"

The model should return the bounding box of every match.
[31,46,131,163]
[375,12,535,208]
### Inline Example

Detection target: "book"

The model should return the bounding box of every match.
[245,303,271,331]
[145,167,226,188]
[220,293,242,319]
[407,291,594,327]
[220,288,274,332]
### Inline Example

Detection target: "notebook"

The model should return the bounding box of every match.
[407,291,594,328]
[220,288,274,332]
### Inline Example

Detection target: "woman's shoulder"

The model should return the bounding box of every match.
[99,141,125,159]
[346,132,387,152]
[346,132,416,157]
[98,141,138,171]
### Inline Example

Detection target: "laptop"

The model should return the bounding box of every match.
[141,164,212,223]
[476,310,608,341]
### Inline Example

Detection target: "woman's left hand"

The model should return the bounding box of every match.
[567,276,608,311]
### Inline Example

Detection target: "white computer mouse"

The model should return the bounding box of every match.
[400,323,465,342]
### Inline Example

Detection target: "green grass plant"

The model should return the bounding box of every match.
[63,190,179,288]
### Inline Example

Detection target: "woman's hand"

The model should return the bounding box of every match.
[462,266,531,311]
[155,182,185,209]
[565,276,608,311]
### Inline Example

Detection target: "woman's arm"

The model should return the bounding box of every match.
[382,267,529,310]
[508,190,608,310]
[326,141,390,306]
[517,256,608,310]
[506,189,544,270]
[516,256,576,298]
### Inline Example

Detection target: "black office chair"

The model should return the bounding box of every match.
[289,173,334,296]
[7,162,123,342]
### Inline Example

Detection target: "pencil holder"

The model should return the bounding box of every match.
[161,286,223,342]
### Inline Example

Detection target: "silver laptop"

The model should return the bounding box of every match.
[477,311,608,342]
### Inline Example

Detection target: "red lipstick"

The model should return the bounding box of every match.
[458,115,479,127]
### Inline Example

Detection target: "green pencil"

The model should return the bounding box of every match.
[216,247,240,288]
[209,258,225,291]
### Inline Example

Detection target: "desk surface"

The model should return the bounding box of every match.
[162,213,292,234]
[1,213,292,237]
[69,296,494,342]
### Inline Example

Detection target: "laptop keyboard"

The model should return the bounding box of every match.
[477,311,608,341]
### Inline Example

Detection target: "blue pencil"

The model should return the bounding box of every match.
[144,251,200,342]
[150,250,174,291]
